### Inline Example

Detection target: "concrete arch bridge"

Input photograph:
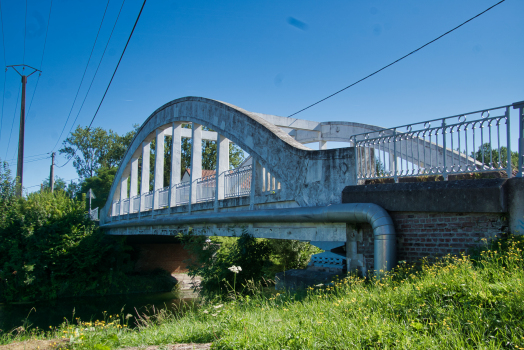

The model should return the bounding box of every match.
[100,97,522,276]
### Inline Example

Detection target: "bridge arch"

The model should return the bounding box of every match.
[103,97,359,221]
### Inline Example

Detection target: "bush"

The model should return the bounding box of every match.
[179,229,274,298]
[0,161,173,302]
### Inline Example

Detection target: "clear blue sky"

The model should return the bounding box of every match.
[0,0,522,191]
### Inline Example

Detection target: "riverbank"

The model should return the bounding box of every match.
[2,234,523,349]
[0,272,198,333]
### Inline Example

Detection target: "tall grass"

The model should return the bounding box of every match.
[2,234,524,349]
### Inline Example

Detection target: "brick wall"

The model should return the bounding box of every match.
[357,212,508,272]
[133,243,194,274]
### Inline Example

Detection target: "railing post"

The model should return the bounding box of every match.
[511,101,524,177]
[393,129,398,183]
[170,122,182,208]
[506,107,513,178]
[130,157,138,213]
[520,106,524,177]
[119,177,127,216]
[154,129,165,210]
[442,119,448,180]
[140,141,151,212]
[215,135,229,212]
[189,123,202,213]
[250,161,257,210]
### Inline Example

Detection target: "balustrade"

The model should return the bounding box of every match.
[196,175,216,202]
[350,105,516,182]
[122,198,130,215]
[157,186,170,208]
[175,182,190,205]
[225,165,252,198]
[131,195,140,213]
[143,191,154,211]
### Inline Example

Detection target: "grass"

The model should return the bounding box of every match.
[2,234,524,349]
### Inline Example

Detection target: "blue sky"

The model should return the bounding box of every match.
[0,0,522,191]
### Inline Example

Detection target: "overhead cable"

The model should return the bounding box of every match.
[4,82,21,159]
[286,0,506,118]
[58,0,148,168]
[52,0,111,152]
[60,0,126,148]
[26,0,54,118]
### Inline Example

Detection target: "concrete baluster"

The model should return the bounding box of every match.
[141,141,150,211]
[112,181,121,217]
[250,159,257,210]
[170,122,182,207]
[189,123,202,210]
[153,129,164,210]
[130,157,138,213]
[215,135,229,211]
[119,176,128,216]
[255,160,264,197]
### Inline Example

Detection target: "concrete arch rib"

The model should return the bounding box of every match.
[104,97,358,217]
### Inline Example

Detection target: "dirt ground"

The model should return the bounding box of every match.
[0,339,68,350]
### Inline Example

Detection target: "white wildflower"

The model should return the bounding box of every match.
[228,265,242,274]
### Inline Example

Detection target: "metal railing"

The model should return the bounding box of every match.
[113,201,120,216]
[122,198,130,215]
[225,164,252,198]
[196,175,216,202]
[143,190,154,210]
[89,207,99,221]
[131,195,140,213]
[157,186,169,208]
[350,105,516,182]
[175,182,190,205]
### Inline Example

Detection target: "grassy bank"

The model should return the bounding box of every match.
[2,235,524,349]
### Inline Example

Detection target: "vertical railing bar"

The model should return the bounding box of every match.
[393,129,398,182]
[480,121,485,168]
[465,125,469,172]
[506,107,512,178]
[442,119,447,180]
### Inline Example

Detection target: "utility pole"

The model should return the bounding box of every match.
[6,65,41,197]
[50,152,55,193]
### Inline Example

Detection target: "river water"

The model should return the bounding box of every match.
[0,289,197,333]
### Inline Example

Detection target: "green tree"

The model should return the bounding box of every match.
[79,167,118,210]
[59,125,137,179]
[0,160,17,227]
[42,176,68,192]
[473,143,518,170]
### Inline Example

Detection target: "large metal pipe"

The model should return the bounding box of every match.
[100,203,396,274]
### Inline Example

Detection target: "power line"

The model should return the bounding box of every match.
[26,0,53,118]
[3,151,51,163]
[51,0,111,152]
[87,0,146,130]
[58,0,147,168]
[25,177,80,189]
[60,0,126,148]
[5,82,21,159]
[287,0,507,118]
